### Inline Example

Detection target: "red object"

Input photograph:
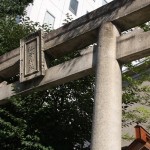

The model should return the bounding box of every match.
[126,125,150,150]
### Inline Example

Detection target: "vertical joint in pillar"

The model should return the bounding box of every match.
[91,22,122,150]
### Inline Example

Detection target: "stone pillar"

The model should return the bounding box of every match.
[91,22,122,150]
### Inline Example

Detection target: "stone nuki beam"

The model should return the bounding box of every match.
[1,29,150,80]
[0,52,95,104]
[0,29,150,102]
[0,48,19,80]
[117,30,150,63]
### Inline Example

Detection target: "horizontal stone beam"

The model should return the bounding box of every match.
[0,29,150,102]
[117,30,150,63]
[1,0,150,60]
[0,29,150,81]
[1,0,150,80]
[0,48,19,80]
[44,0,150,57]
[45,0,150,42]
[0,51,95,104]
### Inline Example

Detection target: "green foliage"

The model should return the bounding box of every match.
[0,0,33,17]
[0,5,93,148]
[140,21,150,31]
[122,56,150,128]
[0,0,150,148]
[62,13,73,25]
[122,106,150,126]
[122,133,134,141]
[129,107,150,123]
[1,76,94,150]
[0,104,53,150]
[0,0,52,149]
[0,16,51,55]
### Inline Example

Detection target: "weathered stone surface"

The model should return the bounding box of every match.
[0,2,149,150]
[91,22,122,150]
[117,30,150,63]
[0,51,95,103]
[44,0,150,57]
[0,48,19,80]
[0,29,150,101]
[25,39,37,75]
[0,81,7,88]
[20,30,45,82]
[0,0,150,80]
[1,28,150,81]
[0,0,150,102]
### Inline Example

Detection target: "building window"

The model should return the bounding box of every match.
[43,11,55,29]
[69,0,78,15]
[102,0,108,5]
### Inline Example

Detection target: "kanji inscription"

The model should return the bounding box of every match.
[25,39,37,76]
[20,30,45,82]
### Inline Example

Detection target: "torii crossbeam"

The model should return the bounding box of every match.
[0,0,150,149]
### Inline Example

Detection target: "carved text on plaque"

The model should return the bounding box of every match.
[20,30,45,82]
[25,39,37,76]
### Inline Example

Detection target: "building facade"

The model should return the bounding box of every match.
[26,0,113,29]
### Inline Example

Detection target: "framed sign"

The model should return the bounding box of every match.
[20,30,45,82]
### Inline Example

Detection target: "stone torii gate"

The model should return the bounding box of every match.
[0,0,150,149]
